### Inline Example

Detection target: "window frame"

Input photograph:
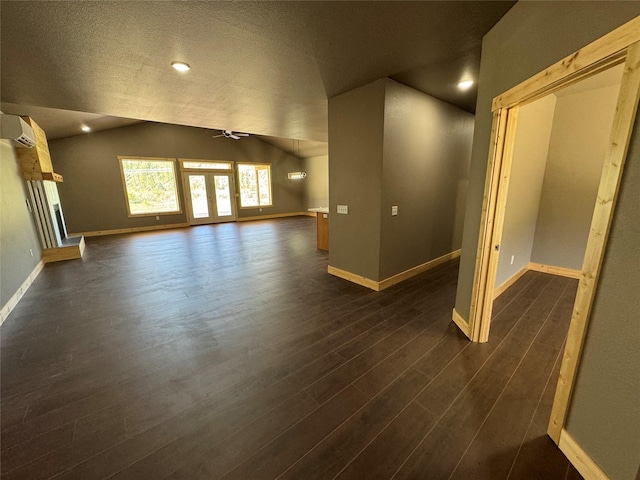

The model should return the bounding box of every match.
[179,159,234,172]
[118,156,182,217]
[236,163,273,209]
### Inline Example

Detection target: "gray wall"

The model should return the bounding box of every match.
[495,95,555,288]
[379,79,473,279]
[328,79,386,281]
[301,155,328,210]
[49,122,304,234]
[566,106,640,480]
[455,1,640,319]
[329,78,472,282]
[531,84,620,269]
[0,140,42,308]
[454,3,640,479]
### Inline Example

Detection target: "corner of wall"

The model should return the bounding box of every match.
[0,140,43,310]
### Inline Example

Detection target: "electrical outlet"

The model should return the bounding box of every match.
[156,216,160,221]
[510,255,515,265]
[337,205,348,214]
[391,206,398,216]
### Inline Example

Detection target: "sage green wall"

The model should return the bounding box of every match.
[0,140,42,309]
[494,95,555,288]
[454,3,640,479]
[328,79,386,281]
[531,83,620,270]
[301,155,328,210]
[379,79,473,279]
[48,122,304,234]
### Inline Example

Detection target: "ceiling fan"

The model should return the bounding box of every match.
[213,130,250,140]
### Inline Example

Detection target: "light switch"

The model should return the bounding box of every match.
[391,205,398,216]
[337,205,348,214]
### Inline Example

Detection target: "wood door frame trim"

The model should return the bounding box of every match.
[549,40,640,443]
[478,106,520,343]
[492,16,640,110]
[461,16,640,450]
[558,430,610,480]
[459,110,509,341]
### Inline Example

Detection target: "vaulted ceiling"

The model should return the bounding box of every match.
[1,1,514,144]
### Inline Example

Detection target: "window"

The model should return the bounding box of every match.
[119,157,180,216]
[237,163,272,207]
[180,160,232,170]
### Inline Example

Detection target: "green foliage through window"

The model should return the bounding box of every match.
[238,164,272,207]
[120,158,180,215]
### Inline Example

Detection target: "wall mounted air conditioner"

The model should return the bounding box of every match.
[0,113,36,148]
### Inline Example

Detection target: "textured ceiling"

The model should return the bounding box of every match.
[0,1,514,143]
[0,102,328,156]
[0,103,143,140]
[255,135,329,158]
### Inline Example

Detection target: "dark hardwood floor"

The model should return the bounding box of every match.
[0,216,582,479]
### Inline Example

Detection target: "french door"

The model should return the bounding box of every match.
[183,172,236,225]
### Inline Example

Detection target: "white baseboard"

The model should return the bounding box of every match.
[0,260,45,325]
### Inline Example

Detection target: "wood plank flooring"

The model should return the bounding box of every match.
[0,217,582,479]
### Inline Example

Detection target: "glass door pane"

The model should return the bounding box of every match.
[189,175,209,218]
[213,175,232,217]
[257,167,271,205]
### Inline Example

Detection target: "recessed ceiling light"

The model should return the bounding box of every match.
[171,61,191,72]
[457,80,474,90]
[81,125,91,132]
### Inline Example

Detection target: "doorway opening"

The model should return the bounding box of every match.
[180,160,237,225]
[455,19,640,454]
[492,65,623,302]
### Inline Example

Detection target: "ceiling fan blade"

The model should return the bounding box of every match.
[212,134,225,138]
[235,133,250,137]
[229,134,241,140]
